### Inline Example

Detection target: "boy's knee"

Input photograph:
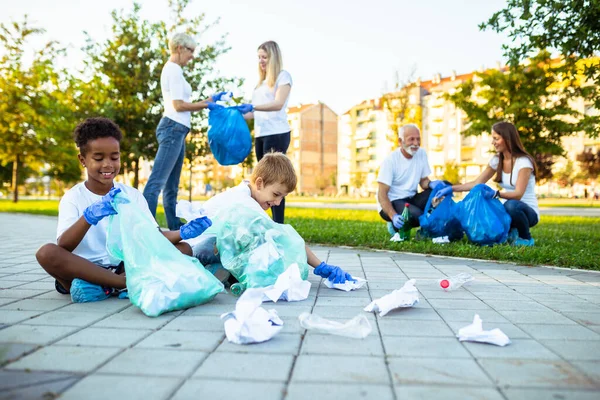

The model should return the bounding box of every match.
[36,243,59,267]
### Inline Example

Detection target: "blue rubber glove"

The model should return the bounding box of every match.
[207,102,224,111]
[482,186,497,200]
[314,262,355,284]
[180,216,213,240]
[234,104,253,114]
[392,214,404,230]
[434,185,453,199]
[83,187,121,225]
[211,91,232,102]
[429,180,445,191]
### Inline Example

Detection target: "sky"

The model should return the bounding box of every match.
[4,0,510,114]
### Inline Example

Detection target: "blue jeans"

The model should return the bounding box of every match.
[143,117,189,230]
[504,200,539,240]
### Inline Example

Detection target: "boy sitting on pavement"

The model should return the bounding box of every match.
[35,117,212,303]
[185,152,355,285]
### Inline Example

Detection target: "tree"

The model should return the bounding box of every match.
[554,160,576,187]
[577,148,600,181]
[83,0,242,189]
[481,0,600,109]
[446,51,599,181]
[0,17,76,202]
[442,162,460,184]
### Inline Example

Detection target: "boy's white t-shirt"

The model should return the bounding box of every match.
[56,182,156,266]
[376,148,432,212]
[489,155,539,218]
[201,180,265,218]
[252,70,292,138]
[161,61,192,128]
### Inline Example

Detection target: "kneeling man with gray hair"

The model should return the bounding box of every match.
[377,124,447,233]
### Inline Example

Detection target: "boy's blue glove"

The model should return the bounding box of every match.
[83,187,121,225]
[234,104,253,114]
[314,262,355,284]
[434,185,453,199]
[180,216,213,240]
[482,186,497,199]
[392,214,404,229]
[207,102,224,111]
[211,91,232,102]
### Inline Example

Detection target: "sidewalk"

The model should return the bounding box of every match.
[1,213,599,400]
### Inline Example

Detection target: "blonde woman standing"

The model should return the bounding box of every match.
[143,32,229,230]
[237,41,293,224]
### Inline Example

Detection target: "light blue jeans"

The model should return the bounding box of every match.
[143,117,189,230]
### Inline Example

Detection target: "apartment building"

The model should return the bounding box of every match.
[287,103,338,194]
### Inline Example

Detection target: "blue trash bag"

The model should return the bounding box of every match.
[418,186,464,241]
[208,107,252,166]
[455,184,511,245]
[202,204,310,290]
[106,194,224,317]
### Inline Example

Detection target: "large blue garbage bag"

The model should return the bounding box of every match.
[456,184,511,245]
[418,186,463,241]
[208,107,252,166]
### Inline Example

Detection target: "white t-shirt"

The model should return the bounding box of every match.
[489,155,539,217]
[57,182,156,266]
[161,61,192,128]
[201,180,265,218]
[376,148,432,212]
[252,70,292,137]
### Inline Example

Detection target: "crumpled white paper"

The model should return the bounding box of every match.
[260,263,311,302]
[298,312,372,338]
[176,200,205,221]
[221,288,283,345]
[457,314,511,346]
[432,236,450,244]
[390,232,405,242]
[323,277,367,292]
[364,279,419,317]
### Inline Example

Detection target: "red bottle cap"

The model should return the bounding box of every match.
[405,203,410,207]
[440,279,450,289]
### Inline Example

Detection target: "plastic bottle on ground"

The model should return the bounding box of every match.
[398,203,412,241]
[439,273,474,291]
[230,282,246,297]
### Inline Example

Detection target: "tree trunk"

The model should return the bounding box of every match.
[133,158,140,189]
[12,154,19,203]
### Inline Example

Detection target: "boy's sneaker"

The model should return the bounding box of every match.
[386,222,396,236]
[507,228,518,244]
[70,279,113,303]
[513,237,535,247]
[55,279,69,295]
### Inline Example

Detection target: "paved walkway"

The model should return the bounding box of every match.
[287,202,600,217]
[1,213,599,400]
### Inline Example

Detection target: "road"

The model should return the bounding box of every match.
[287,202,600,216]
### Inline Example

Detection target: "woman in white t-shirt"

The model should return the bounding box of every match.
[143,32,229,231]
[435,122,539,246]
[236,41,293,223]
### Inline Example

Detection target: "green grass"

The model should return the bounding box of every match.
[2,200,599,270]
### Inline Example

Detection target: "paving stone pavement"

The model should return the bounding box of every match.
[1,212,600,400]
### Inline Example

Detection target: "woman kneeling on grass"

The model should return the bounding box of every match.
[435,121,539,246]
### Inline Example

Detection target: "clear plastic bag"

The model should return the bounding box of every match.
[106,195,224,317]
[298,312,372,338]
[203,205,310,290]
[419,186,464,241]
[456,184,511,245]
[208,107,252,166]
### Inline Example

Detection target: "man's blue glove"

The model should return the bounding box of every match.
[211,91,232,102]
[314,262,355,284]
[482,186,497,200]
[392,214,404,230]
[180,216,212,240]
[429,180,445,191]
[207,102,224,111]
[434,185,453,199]
[234,104,253,114]
[83,187,120,225]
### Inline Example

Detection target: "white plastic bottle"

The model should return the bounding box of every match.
[439,273,474,291]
